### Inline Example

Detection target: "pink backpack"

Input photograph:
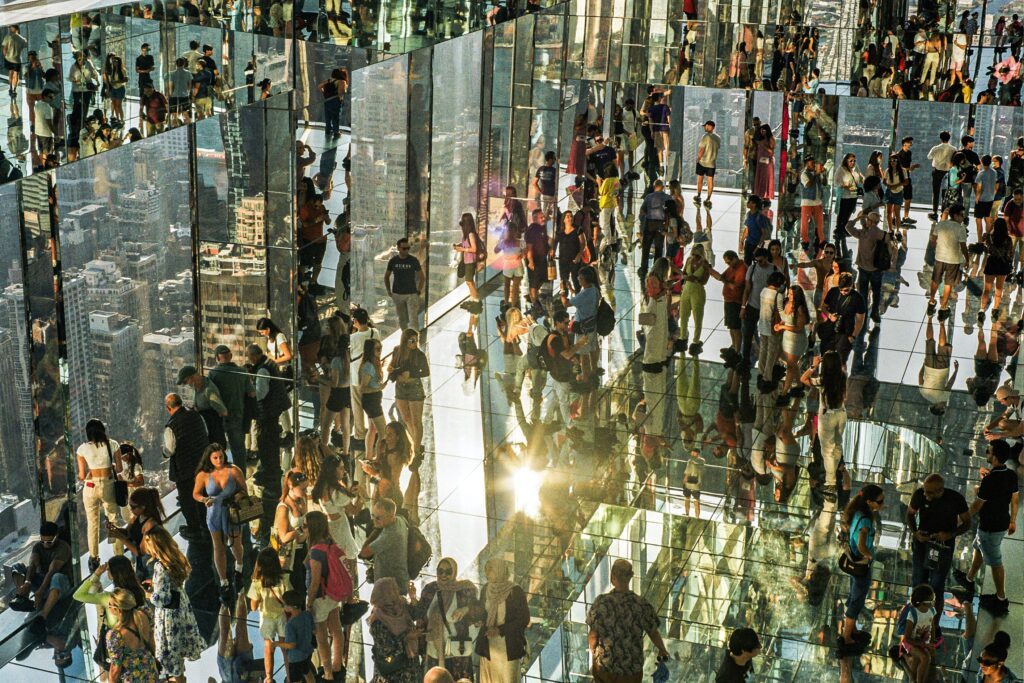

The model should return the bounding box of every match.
[311,543,353,602]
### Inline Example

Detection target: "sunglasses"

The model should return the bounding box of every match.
[292,472,308,484]
[978,657,999,666]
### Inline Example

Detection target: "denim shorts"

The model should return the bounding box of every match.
[974,528,1007,567]
[884,189,904,206]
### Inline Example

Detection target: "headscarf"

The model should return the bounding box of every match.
[427,557,476,661]
[368,577,413,636]
[484,557,515,628]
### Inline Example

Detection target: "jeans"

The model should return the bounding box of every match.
[834,197,858,257]
[857,268,883,318]
[818,408,846,486]
[931,169,946,215]
[845,566,872,619]
[224,422,248,464]
[324,97,341,138]
[639,221,664,276]
[911,539,953,604]
[391,292,422,332]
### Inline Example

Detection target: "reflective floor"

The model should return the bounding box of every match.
[2,150,1024,681]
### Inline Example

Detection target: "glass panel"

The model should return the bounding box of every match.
[893,100,971,205]
[675,87,746,191]
[428,32,483,308]
[350,55,409,332]
[54,128,194,498]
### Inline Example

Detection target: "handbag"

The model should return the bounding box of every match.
[107,443,129,507]
[375,650,415,675]
[227,493,262,525]
[340,599,369,626]
[437,592,479,658]
[93,622,110,669]
[837,549,870,577]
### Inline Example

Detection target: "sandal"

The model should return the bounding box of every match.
[53,649,72,668]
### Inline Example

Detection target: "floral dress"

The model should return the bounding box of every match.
[106,627,160,682]
[152,563,205,676]
[370,620,420,683]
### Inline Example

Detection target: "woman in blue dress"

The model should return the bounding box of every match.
[193,443,247,606]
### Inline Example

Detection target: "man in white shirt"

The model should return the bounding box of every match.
[33,90,55,155]
[918,315,958,414]
[694,120,720,208]
[2,25,28,97]
[927,204,969,320]
[927,131,956,219]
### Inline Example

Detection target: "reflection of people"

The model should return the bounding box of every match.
[905,474,969,615]
[76,418,124,573]
[716,628,761,682]
[162,393,209,539]
[477,558,530,683]
[12,521,73,625]
[385,237,425,332]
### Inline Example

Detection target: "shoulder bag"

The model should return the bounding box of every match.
[437,591,480,658]
[107,442,129,507]
[227,490,262,526]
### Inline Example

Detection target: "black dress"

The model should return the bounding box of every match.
[984,237,1013,276]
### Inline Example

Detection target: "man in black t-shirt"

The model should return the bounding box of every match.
[959,135,982,210]
[959,439,1019,615]
[385,237,424,332]
[135,43,155,91]
[534,151,557,220]
[542,310,586,430]
[906,473,970,610]
[715,628,760,682]
[896,137,921,225]
[524,209,550,304]
[820,272,866,364]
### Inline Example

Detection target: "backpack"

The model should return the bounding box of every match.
[311,543,353,602]
[407,523,432,580]
[595,298,615,336]
[872,233,892,271]
[544,332,571,381]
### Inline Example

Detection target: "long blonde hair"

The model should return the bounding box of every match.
[293,435,322,486]
[141,527,190,586]
[109,588,152,642]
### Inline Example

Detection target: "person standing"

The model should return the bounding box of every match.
[176,365,228,449]
[799,156,826,252]
[957,439,1019,616]
[358,498,409,592]
[319,68,347,141]
[895,137,921,226]
[384,237,425,332]
[162,393,209,540]
[840,484,885,653]
[245,343,290,505]
[638,180,671,277]
[523,209,550,305]
[135,43,155,93]
[167,58,193,127]
[533,150,557,221]
[926,204,969,321]
[739,248,778,368]
[740,194,771,265]
[207,344,253,464]
[348,308,381,454]
[2,25,28,98]
[191,59,215,121]
[905,474,970,613]
[927,132,956,220]
[694,120,720,207]
[976,155,999,240]
[710,250,747,353]
[819,272,866,365]
[844,209,888,325]
[597,163,621,254]
[647,92,671,171]
[587,559,669,683]
[476,558,530,683]
[75,419,124,574]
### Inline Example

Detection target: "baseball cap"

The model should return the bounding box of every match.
[176,365,198,385]
[996,385,1021,401]
[213,344,231,356]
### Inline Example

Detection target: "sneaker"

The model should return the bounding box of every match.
[927,300,937,317]
[903,217,917,224]
[689,342,703,356]
[927,212,939,221]
[703,198,713,208]
[870,311,881,324]
[952,569,976,596]
[693,194,702,205]
[938,307,951,322]
[980,595,1010,615]
[88,556,101,573]
[978,310,986,324]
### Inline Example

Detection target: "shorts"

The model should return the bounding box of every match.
[108,86,126,100]
[394,378,425,402]
[724,301,741,330]
[259,612,287,641]
[4,59,21,75]
[695,163,716,178]
[362,390,384,419]
[575,331,597,354]
[975,201,994,219]
[502,262,524,279]
[682,488,700,500]
[931,260,961,286]
[169,96,190,114]
[288,659,312,680]
[217,648,254,683]
[312,595,338,623]
[195,96,213,116]
[924,339,952,370]
[326,386,350,412]
[884,189,904,206]
[974,528,1007,567]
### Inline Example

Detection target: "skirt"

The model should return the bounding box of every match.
[395,378,425,402]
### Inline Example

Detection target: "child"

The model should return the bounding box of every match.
[275,590,316,683]
[900,584,938,683]
[248,547,289,683]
